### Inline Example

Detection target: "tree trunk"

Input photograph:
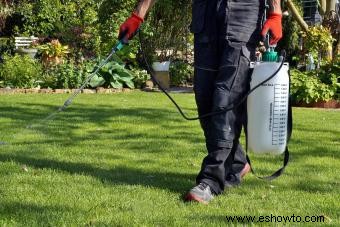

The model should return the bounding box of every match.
[326,0,336,14]
[286,0,309,32]
[337,32,340,58]
[319,0,327,15]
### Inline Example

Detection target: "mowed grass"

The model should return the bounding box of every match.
[0,91,339,226]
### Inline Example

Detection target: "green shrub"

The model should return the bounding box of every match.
[16,0,63,36]
[41,60,91,89]
[131,68,150,89]
[0,38,13,58]
[98,4,140,65]
[0,54,43,88]
[170,61,193,86]
[290,66,339,103]
[318,62,340,100]
[277,0,302,60]
[16,0,101,58]
[89,60,135,89]
[302,26,334,58]
[141,0,192,63]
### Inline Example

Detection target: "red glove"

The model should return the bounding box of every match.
[261,13,283,45]
[118,12,144,42]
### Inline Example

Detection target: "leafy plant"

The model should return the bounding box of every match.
[38,39,69,58]
[141,0,192,62]
[277,0,303,61]
[170,60,193,86]
[0,54,43,88]
[131,68,150,89]
[290,67,339,103]
[0,37,13,59]
[89,61,135,89]
[15,0,101,58]
[41,60,90,89]
[318,61,340,100]
[38,39,70,65]
[302,25,335,63]
[15,0,63,36]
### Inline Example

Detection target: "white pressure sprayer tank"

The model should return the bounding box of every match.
[247,50,289,154]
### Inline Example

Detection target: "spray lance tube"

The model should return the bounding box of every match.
[27,41,125,127]
[59,41,125,111]
[39,28,141,123]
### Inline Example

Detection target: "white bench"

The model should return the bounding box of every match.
[14,36,38,49]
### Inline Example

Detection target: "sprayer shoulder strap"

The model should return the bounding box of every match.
[245,95,292,181]
[246,146,290,181]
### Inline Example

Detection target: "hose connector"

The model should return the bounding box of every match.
[262,47,279,62]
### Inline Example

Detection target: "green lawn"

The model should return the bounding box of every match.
[0,91,339,226]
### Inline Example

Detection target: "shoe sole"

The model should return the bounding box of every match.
[185,193,209,205]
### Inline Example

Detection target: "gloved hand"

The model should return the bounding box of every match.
[261,13,282,45]
[118,12,144,42]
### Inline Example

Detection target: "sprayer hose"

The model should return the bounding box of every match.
[138,32,286,121]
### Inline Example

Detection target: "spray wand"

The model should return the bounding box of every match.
[27,41,125,127]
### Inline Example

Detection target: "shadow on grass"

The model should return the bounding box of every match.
[0,101,200,196]
[0,101,186,123]
[0,201,72,220]
[0,102,202,149]
[0,153,195,194]
[1,100,339,195]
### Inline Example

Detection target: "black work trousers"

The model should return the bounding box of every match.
[192,0,264,194]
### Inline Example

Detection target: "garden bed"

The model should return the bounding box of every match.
[0,87,132,94]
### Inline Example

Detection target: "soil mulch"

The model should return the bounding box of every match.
[293,100,340,109]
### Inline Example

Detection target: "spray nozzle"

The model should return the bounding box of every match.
[57,99,73,112]
[64,99,73,107]
[268,45,277,52]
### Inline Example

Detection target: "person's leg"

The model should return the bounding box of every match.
[225,102,249,187]
[189,37,220,203]
[222,0,265,187]
[231,144,248,175]
[187,0,262,202]
[190,0,224,196]
[196,40,252,194]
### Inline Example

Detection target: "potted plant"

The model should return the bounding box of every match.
[38,39,70,65]
[151,50,172,89]
[16,47,38,59]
